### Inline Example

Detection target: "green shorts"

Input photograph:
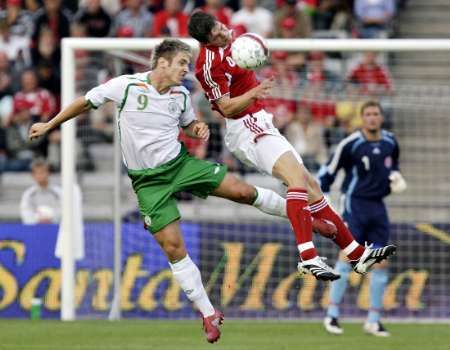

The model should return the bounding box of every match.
[128,146,227,233]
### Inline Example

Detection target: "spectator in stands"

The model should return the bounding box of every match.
[0,0,34,38]
[75,0,112,37]
[152,0,189,37]
[354,0,396,38]
[276,17,308,72]
[5,98,46,171]
[31,26,60,77]
[274,0,312,39]
[347,52,393,96]
[285,103,327,172]
[31,0,72,57]
[111,0,153,37]
[231,0,273,37]
[0,126,5,175]
[15,69,57,122]
[20,158,62,224]
[304,51,342,92]
[24,0,40,12]
[199,0,233,27]
[312,0,351,31]
[0,18,31,67]
[259,51,298,130]
[0,51,14,127]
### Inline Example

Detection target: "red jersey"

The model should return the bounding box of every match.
[348,63,392,93]
[152,10,189,37]
[195,43,264,119]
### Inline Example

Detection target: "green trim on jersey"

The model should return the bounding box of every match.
[119,83,141,112]
[128,145,227,233]
[170,91,187,112]
[86,99,98,110]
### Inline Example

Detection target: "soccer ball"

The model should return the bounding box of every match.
[231,33,269,70]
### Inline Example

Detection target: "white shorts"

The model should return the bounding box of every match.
[224,109,303,175]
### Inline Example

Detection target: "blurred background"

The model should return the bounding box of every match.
[0,0,449,323]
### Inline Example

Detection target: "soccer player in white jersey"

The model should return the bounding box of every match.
[189,11,397,281]
[28,38,334,343]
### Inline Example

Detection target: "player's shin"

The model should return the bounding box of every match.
[169,255,215,317]
[368,268,388,323]
[309,197,365,260]
[252,186,287,217]
[327,261,352,318]
[287,188,317,261]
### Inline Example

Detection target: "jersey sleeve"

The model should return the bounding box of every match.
[197,53,229,101]
[179,92,196,127]
[392,137,400,171]
[85,76,128,108]
[318,140,352,193]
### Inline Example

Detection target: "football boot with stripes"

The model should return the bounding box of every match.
[363,321,390,337]
[298,256,341,281]
[352,244,397,274]
[323,316,344,335]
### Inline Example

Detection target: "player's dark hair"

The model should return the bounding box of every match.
[151,39,191,69]
[360,100,383,115]
[188,11,216,44]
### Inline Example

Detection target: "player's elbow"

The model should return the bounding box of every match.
[218,105,234,118]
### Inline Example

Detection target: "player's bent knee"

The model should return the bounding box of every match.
[233,183,256,204]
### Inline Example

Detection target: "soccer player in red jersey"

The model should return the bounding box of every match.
[188,11,396,281]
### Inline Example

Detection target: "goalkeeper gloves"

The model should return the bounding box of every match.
[389,171,407,194]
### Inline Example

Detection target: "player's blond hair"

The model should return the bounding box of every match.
[150,39,191,69]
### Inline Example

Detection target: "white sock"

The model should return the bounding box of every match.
[169,255,215,317]
[253,186,287,217]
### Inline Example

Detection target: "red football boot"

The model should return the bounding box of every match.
[202,310,224,343]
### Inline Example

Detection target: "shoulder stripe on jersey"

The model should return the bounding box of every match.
[327,131,361,174]
[203,49,221,100]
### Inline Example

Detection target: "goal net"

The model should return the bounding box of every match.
[60,38,450,321]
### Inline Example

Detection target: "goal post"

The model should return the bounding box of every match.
[60,38,450,321]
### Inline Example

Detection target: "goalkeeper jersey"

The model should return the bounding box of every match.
[85,72,196,170]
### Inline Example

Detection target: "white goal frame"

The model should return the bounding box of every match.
[60,37,450,321]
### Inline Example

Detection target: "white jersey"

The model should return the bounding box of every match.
[85,72,196,170]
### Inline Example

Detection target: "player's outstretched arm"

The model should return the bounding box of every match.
[215,77,274,118]
[29,97,92,140]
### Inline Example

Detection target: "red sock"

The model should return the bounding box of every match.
[287,188,317,261]
[309,197,365,261]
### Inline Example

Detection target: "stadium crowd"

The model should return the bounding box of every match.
[0,0,403,175]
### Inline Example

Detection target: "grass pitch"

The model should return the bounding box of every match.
[0,320,448,350]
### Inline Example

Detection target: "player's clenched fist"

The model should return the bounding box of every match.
[29,122,50,140]
[193,121,210,141]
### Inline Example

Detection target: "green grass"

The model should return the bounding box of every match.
[0,320,448,350]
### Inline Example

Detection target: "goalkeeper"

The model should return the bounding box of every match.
[319,100,407,337]
[28,38,334,344]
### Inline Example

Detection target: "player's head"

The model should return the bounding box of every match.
[31,158,50,188]
[151,39,191,85]
[360,100,384,134]
[188,11,231,47]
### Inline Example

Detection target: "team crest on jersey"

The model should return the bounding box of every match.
[144,215,152,227]
[168,100,180,114]
[384,156,392,168]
